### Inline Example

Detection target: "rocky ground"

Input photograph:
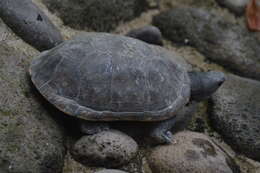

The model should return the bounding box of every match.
[0,0,260,173]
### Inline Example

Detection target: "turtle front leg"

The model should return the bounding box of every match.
[149,103,197,144]
[79,120,110,135]
[149,117,177,144]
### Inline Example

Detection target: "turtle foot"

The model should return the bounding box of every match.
[79,121,110,135]
[150,130,174,144]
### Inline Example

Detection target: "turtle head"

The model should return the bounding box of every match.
[188,71,225,101]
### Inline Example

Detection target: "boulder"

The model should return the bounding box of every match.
[0,0,63,51]
[153,7,260,81]
[0,35,65,172]
[147,131,239,173]
[210,74,260,161]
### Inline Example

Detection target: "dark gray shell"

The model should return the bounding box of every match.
[30,33,190,121]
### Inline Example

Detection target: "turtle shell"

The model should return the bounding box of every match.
[30,33,190,121]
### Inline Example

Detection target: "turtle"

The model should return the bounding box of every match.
[0,0,225,144]
[29,32,225,144]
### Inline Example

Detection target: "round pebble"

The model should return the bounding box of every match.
[148,131,239,173]
[71,130,138,168]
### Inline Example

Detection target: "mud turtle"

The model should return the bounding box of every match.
[29,32,225,143]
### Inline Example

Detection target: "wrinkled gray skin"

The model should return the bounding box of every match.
[126,25,163,45]
[1,0,225,144]
[189,71,226,101]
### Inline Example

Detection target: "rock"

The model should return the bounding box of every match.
[42,0,148,32]
[153,7,260,81]
[147,131,239,173]
[71,130,138,168]
[216,0,249,15]
[126,25,163,45]
[0,33,65,172]
[0,0,63,51]
[95,169,129,173]
[209,74,260,161]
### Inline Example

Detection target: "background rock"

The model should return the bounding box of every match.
[215,0,249,15]
[71,130,138,168]
[0,0,63,51]
[153,7,260,81]
[209,74,260,161]
[147,131,239,173]
[0,29,65,172]
[42,0,148,32]
[126,25,163,45]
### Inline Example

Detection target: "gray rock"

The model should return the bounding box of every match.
[147,131,239,173]
[216,0,249,15]
[71,130,138,168]
[42,0,148,32]
[126,25,163,45]
[153,7,260,81]
[0,0,63,51]
[95,169,128,173]
[0,42,65,172]
[210,74,260,161]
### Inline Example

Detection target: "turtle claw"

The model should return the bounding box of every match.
[162,131,175,144]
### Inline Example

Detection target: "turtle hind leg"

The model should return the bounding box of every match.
[79,120,110,135]
[149,117,177,144]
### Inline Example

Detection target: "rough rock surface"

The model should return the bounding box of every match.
[153,7,260,81]
[71,130,138,168]
[210,74,260,161]
[147,131,239,173]
[0,33,65,172]
[42,0,148,32]
[215,0,249,15]
[95,169,129,173]
[0,0,63,51]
